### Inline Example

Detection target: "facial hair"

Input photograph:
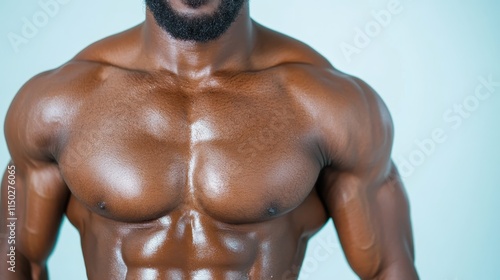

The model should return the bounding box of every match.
[145,0,246,42]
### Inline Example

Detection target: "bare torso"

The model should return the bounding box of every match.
[49,24,332,279]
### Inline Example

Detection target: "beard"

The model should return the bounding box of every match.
[145,0,246,42]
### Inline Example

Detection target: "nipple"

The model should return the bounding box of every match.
[97,201,107,210]
[267,207,278,217]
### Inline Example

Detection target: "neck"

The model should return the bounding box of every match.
[140,3,256,78]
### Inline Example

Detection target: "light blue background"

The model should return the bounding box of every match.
[1,0,499,279]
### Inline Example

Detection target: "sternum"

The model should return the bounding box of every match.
[186,139,197,201]
[186,114,217,203]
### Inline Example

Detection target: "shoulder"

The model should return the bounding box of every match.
[254,25,394,169]
[278,63,394,170]
[4,58,112,162]
[4,25,138,134]
[254,24,390,124]
[316,70,393,170]
[5,25,145,162]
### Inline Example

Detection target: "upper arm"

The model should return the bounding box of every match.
[314,74,417,279]
[1,74,70,270]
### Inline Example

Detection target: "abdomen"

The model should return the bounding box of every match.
[66,189,328,280]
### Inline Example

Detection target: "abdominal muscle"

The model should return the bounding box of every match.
[65,192,327,280]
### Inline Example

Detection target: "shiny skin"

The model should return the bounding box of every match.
[0,1,418,279]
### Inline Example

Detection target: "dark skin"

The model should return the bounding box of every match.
[0,1,418,279]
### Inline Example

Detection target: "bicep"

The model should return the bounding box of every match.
[1,160,69,265]
[318,163,415,279]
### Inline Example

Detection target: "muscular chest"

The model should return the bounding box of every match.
[58,74,322,223]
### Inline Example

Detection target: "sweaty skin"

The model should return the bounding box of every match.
[0,1,418,279]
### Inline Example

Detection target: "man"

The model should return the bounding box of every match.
[0,0,418,279]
